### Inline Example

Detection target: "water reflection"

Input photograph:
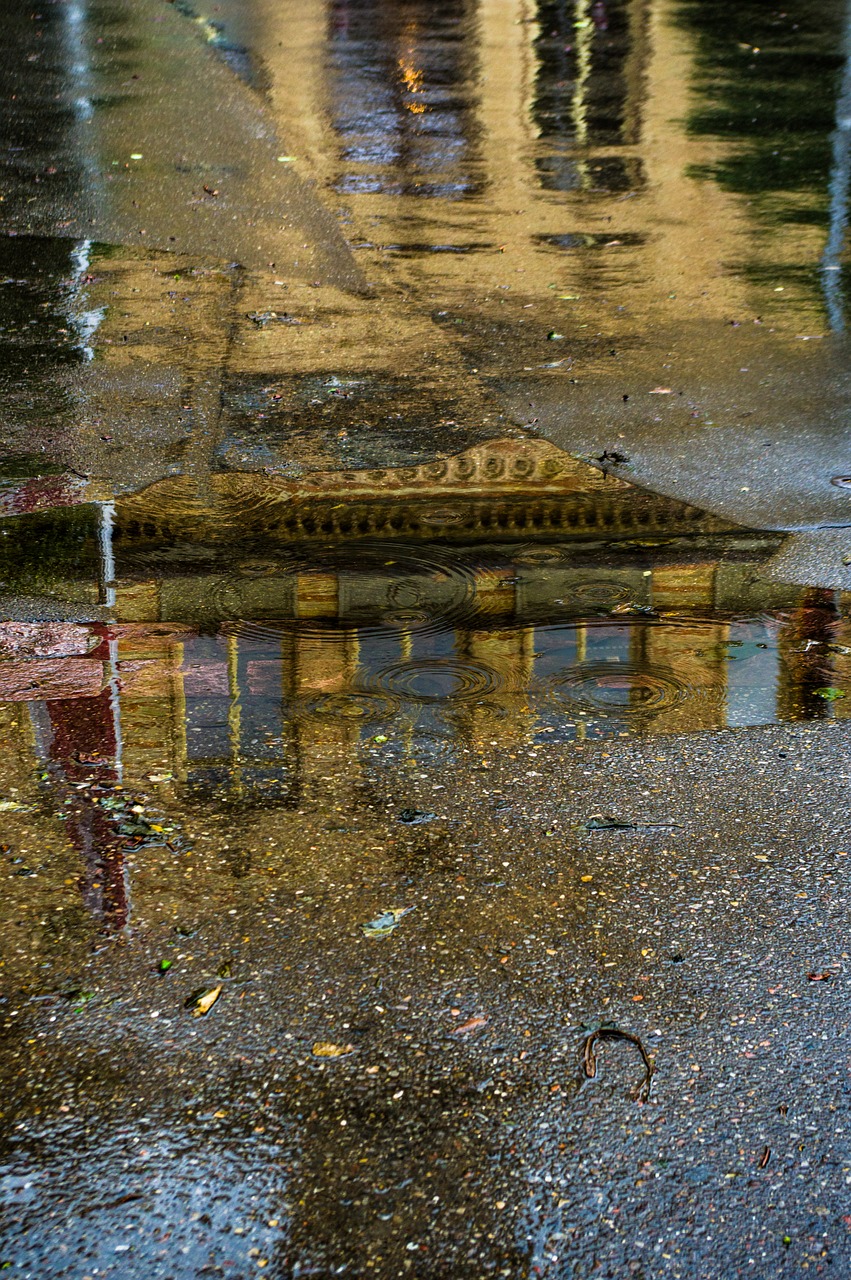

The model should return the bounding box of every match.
[1,0,849,534]
[677,0,851,325]
[0,462,847,955]
[3,5,851,1273]
[328,0,483,198]
[532,0,645,193]
[0,452,848,838]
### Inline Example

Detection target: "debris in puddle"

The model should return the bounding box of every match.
[312,1042,356,1058]
[583,815,680,832]
[807,971,833,982]
[609,602,658,617]
[758,1146,771,1169]
[398,808,436,825]
[0,799,33,812]
[361,907,414,939]
[246,310,304,327]
[450,1016,489,1037]
[584,816,635,831]
[581,1026,655,1103]
[156,959,173,975]
[813,686,846,700]
[64,990,96,1012]
[186,985,222,1017]
[90,788,182,850]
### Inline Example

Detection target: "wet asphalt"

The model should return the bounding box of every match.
[1,0,851,1275]
[3,720,851,1278]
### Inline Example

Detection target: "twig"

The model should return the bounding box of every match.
[582,1026,655,1103]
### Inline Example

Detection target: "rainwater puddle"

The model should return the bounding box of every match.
[0,498,847,822]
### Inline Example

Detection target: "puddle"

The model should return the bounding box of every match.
[2,4,851,1273]
[326,0,483,200]
[0,450,844,952]
[0,454,846,947]
[0,458,846,788]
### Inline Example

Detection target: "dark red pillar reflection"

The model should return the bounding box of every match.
[777,588,840,721]
[46,625,129,931]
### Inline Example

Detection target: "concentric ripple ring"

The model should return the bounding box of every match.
[308,692,401,721]
[547,661,687,715]
[365,658,503,703]
[571,580,631,606]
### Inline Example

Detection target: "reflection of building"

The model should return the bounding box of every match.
[327,0,483,200]
[531,0,648,191]
[5,0,844,522]
[0,442,848,949]
[1,440,848,795]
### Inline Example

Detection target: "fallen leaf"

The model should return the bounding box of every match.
[188,985,222,1017]
[451,1016,489,1036]
[65,990,95,1012]
[361,906,413,939]
[312,1042,356,1058]
[584,814,678,831]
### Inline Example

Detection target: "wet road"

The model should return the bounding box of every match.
[1,1,851,1277]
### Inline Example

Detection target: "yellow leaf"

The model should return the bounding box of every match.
[312,1042,355,1058]
[192,985,222,1017]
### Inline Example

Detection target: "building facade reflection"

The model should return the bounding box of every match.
[0,462,848,943]
[0,443,847,837]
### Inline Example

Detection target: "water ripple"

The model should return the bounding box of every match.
[545,661,690,716]
[308,692,400,722]
[216,540,480,642]
[365,657,503,703]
